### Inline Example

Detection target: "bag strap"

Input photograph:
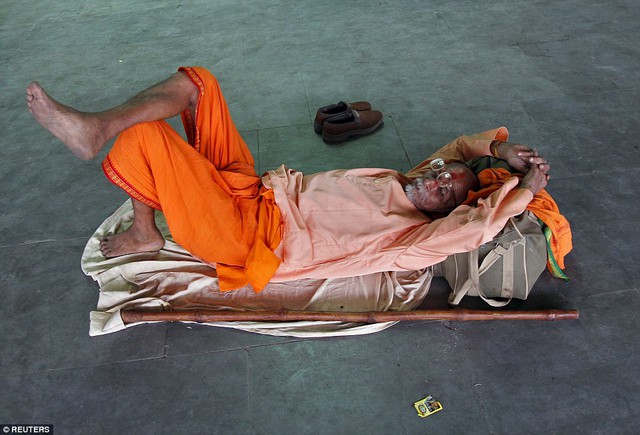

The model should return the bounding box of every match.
[475,245,512,307]
[475,217,526,307]
[449,244,509,306]
[494,216,529,299]
[449,217,530,307]
[448,251,476,305]
[448,247,510,306]
[502,246,515,298]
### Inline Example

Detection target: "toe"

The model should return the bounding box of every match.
[27,82,46,99]
[101,244,113,256]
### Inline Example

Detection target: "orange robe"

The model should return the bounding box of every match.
[102,66,282,292]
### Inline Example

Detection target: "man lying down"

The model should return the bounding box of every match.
[27,66,570,336]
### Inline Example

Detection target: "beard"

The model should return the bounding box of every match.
[404,178,427,208]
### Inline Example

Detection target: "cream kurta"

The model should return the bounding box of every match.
[264,127,533,282]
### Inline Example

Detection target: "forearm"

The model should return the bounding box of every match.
[395,177,532,264]
[405,127,509,178]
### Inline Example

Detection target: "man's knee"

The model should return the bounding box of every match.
[179,66,222,99]
[114,121,167,152]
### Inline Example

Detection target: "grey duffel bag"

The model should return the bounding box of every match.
[432,210,547,307]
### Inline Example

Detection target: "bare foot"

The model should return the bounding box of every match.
[100,226,165,258]
[27,82,107,160]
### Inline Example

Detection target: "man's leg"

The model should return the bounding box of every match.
[100,116,261,264]
[99,198,165,257]
[26,72,199,160]
[27,70,200,257]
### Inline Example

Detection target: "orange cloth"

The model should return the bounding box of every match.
[102,66,282,292]
[463,168,573,271]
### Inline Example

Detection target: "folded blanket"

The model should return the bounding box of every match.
[82,200,433,337]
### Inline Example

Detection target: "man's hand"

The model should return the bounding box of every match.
[519,159,550,195]
[495,141,550,174]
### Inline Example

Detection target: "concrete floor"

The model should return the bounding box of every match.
[1,0,639,433]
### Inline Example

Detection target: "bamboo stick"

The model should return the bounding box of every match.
[120,308,579,324]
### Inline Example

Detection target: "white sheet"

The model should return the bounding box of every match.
[82,200,433,337]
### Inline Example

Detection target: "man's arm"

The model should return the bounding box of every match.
[405,127,508,178]
[490,141,550,175]
[518,157,550,194]
[406,127,549,179]
[394,179,531,267]
[394,162,548,268]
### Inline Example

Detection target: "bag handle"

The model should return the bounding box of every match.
[450,217,525,307]
[448,248,510,306]
[475,245,512,307]
[477,216,532,306]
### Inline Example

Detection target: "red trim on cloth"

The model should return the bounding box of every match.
[178,66,204,151]
[102,155,162,210]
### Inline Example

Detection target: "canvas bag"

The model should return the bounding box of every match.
[433,210,547,307]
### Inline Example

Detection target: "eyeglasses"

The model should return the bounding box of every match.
[429,158,453,191]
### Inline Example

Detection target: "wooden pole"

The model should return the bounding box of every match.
[120,308,579,325]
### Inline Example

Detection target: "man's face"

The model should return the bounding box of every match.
[404,163,476,214]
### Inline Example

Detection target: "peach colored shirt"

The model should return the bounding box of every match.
[263,127,533,282]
